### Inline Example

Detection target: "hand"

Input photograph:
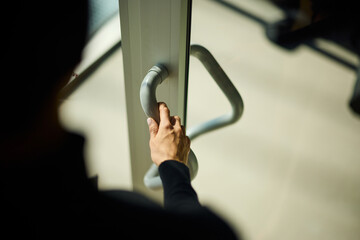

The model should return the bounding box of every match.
[147,102,190,166]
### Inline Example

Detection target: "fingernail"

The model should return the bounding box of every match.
[147,118,152,126]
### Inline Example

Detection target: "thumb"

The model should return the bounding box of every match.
[147,118,158,138]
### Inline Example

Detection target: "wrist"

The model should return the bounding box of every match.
[156,158,187,167]
[159,159,187,167]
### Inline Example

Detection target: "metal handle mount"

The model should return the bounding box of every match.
[140,45,244,190]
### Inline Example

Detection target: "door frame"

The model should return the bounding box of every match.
[119,0,192,201]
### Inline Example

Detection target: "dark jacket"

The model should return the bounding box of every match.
[2,132,238,239]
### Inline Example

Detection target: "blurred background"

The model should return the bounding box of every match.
[59,1,360,239]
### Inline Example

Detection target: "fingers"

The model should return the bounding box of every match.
[147,118,158,139]
[159,102,171,127]
[181,125,186,136]
[158,103,184,134]
[172,116,181,129]
[170,116,185,134]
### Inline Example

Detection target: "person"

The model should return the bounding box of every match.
[1,1,239,239]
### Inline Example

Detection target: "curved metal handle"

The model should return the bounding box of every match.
[188,44,244,140]
[140,64,198,190]
[141,45,244,190]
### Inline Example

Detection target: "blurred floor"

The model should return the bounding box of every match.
[60,1,360,240]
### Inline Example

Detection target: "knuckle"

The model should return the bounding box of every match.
[160,104,169,111]
[163,108,170,115]
[163,122,172,129]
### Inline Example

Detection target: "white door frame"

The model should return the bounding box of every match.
[119,0,192,201]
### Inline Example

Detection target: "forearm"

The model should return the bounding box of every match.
[158,160,200,209]
[159,160,239,239]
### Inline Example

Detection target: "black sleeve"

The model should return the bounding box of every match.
[158,160,239,240]
[158,160,200,209]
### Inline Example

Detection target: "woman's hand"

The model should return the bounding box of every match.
[147,102,190,166]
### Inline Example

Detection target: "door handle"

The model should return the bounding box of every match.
[187,44,244,140]
[140,65,198,190]
[140,45,244,190]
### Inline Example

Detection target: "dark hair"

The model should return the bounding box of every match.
[1,0,88,138]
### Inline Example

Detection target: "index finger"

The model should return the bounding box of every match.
[159,102,171,127]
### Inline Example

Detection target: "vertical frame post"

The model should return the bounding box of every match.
[119,0,192,201]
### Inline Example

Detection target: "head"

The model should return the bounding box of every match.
[1,0,88,140]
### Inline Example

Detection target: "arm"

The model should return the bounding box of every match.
[159,160,200,209]
[147,103,238,239]
[147,102,196,208]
